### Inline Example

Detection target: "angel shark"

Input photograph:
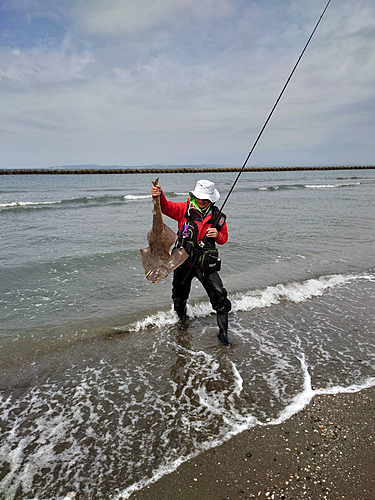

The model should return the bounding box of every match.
[140,179,188,283]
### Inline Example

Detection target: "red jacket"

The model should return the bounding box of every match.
[159,193,228,245]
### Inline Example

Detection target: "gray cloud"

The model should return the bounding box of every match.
[0,0,374,167]
[0,44,94,85]
[69,0,234,37]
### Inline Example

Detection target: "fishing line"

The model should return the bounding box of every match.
[181,0,332,285]
[217,0,332,216]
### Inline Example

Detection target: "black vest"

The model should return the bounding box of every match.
[176,204,226,263]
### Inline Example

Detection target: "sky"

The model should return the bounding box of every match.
[0,0,374,168]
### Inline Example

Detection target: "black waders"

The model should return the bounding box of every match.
[172,265,232,346]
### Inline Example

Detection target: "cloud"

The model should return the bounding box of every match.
[0,42,94,85]
[69,0,233,37]
[0,0,375,167]
[0,0,66,24]
[1,0,46,13]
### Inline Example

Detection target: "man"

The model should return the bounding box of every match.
[151,179,232,346]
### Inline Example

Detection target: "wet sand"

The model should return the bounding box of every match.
[129,386,375,500]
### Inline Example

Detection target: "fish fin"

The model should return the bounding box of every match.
[140,248,188,283]
[140,247,152,270]
[152,178,159,187]
[164,247,188,272]
[164,223,178,248]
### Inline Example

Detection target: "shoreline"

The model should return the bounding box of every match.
[128,385,375,500]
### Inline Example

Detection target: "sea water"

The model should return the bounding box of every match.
[0,169,374,499]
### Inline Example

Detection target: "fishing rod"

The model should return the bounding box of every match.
[182,0,332,284]
[218,0,332,216]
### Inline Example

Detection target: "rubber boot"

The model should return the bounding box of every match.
[174,299,187,320]
[217,312,231,346]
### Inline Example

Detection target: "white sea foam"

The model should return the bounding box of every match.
[229,361,244,398]
[174,192,189,196]
[316,378,375,395]
[275,254,306,262]
[3,272,374,500]
[305,182,360,189]
[125,272,375,332]
[125,307,178,331]
[264,357,375,427]
[269,353,314,425]
[116,355,375,500]
[0,194,152,209]
[115,358,258,500]
[0,200,61,209]
[7,369,375,500]
[231,272,375,313]
[124,194,151,200]
[3,325,375,500]
[0,195,129,209]
[126,302,215,332]
[257,186,279,191]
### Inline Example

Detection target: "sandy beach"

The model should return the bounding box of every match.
[129,386,375,500]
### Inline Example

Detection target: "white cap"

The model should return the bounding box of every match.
[190,179,220,203]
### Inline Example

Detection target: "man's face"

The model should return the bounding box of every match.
[195,198,210,210]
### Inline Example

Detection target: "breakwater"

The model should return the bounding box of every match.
[1,165,375,175]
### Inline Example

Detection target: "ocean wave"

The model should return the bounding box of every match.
[2,270,375,500]
[124,194,151,200]
[256,186,280,191]
[274,254,306,263]
[255,182,361,192]
[337,176,359,180]
[124,271,375,332]
[305,182,360,189]
[0,200,61,209]
[0,193,153,211]
[3,345,373,500]
[255,185,288,191]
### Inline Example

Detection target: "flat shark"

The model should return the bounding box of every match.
[140,178,188,283]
